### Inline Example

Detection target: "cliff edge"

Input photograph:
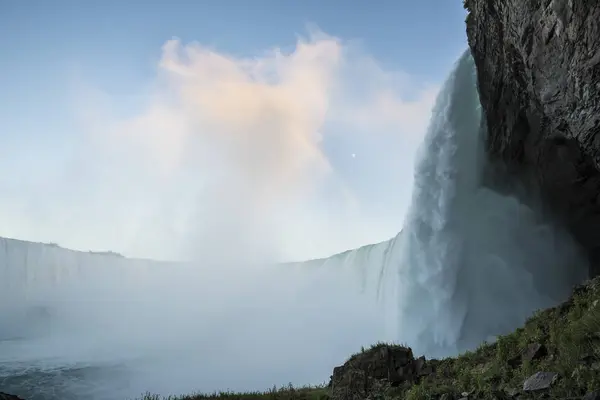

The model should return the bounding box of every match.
[464,0,600,276]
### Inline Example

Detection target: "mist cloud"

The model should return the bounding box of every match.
[0,29,439,262]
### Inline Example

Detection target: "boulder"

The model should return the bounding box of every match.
[329,345,432,400]
[522,371,558,391]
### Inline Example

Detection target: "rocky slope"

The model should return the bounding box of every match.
[463,0,600,276]
[327,276,600,400]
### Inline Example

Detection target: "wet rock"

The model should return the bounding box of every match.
[583,391,600,400]
[522,372,558,391]
[415,355,434,376]
[329,345,432,400]
[579,353,596,364]
[504,387,520,398]
[464,0,600,277]
[0,393,25,400]
[507,354,522,368]
[522,343,547,362]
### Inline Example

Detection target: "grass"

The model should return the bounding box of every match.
[401,279,600,400]
[137,384,330,400]
[138,278,600,400]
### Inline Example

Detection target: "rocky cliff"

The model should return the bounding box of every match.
[464,0,600,276]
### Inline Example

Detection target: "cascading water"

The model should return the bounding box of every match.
[0,49,590,399]
[390,49,588,357]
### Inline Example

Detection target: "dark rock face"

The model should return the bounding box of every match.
[0,393,25,400]
[329,345,433,400]
[464,0,600,277]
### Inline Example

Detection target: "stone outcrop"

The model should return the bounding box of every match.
[464,0,600,276]
[329,344,433,400]
[0,393,25,400]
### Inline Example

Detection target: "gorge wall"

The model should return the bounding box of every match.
[464,0,600,276]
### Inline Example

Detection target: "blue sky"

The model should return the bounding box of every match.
[0,0,468,261]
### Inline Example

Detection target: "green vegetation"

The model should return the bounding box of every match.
[399,279,600,400]
[138,278,600,400]
[137,384,329,400]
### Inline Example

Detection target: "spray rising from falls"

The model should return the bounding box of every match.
[0,50,590,399]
